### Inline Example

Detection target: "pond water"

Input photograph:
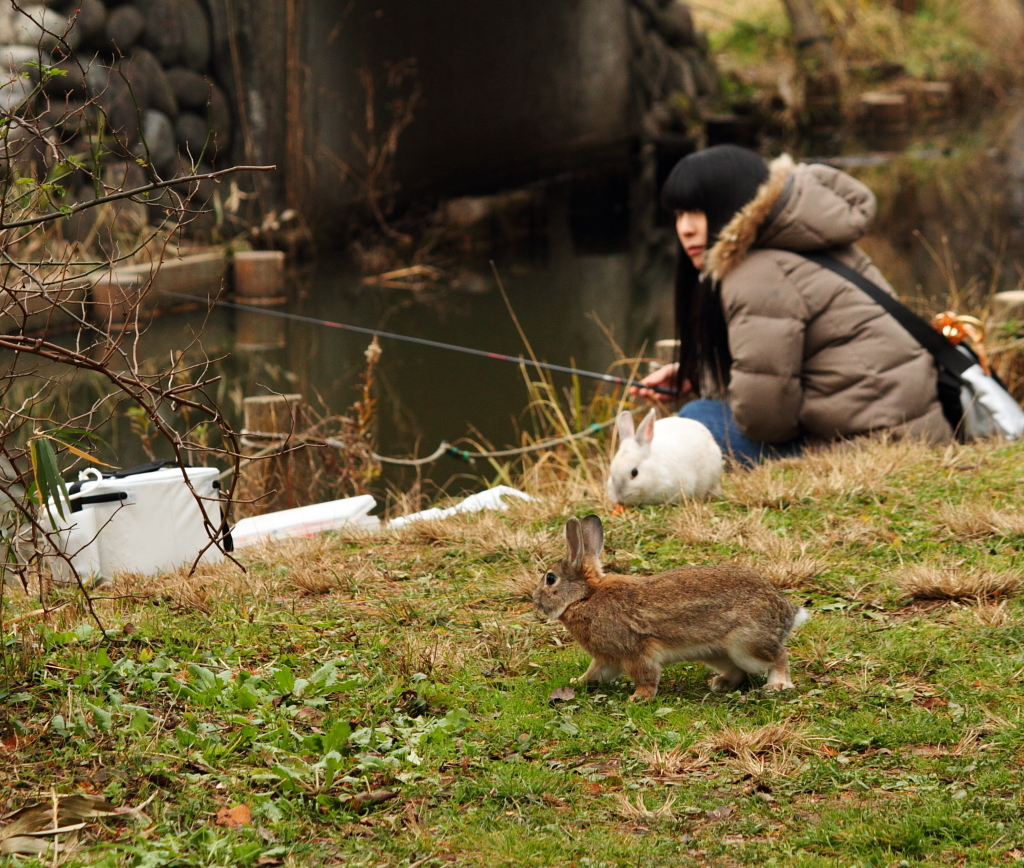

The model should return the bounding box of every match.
[12,104,1024,500]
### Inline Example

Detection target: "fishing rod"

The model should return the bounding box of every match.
[156,289,680,397]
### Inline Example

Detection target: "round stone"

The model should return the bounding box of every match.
[9,6,82,53]
[136,108,177,175]
[0,73,35,115]
[41,57,88,96]
[165,67,210,110]
[104,5,144,55]
[70,0,107,48]
[137,0,183,67]
[174,110,211,160]
[126,47,178,118]
[177,0,210,72]
[0,44,44,77]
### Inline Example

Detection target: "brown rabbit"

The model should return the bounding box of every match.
[533,514,808,700]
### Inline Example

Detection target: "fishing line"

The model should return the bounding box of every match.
[156,288,679,397]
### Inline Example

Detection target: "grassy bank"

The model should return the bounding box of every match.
[699,0,1024,111]
[3,434,1024,866]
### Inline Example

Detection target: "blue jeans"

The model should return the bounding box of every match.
[678,399,805,467]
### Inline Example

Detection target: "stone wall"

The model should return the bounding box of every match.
[0,0,233,239]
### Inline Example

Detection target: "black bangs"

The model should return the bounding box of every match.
[660,144,769,242]
[662,145,769,398]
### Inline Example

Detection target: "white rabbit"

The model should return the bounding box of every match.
[607,409,722,505]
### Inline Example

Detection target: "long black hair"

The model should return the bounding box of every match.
[661,145,769,396]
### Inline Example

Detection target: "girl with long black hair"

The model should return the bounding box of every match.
[634,145,951,464]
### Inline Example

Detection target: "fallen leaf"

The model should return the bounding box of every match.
[1,836,51,856]
[549,686,576,702]
[215,805,252,827]
[343,790,398,812]
[257,858,284,866]
[0,734,17,752]
[705,805,735,822]
[1,794,117,837]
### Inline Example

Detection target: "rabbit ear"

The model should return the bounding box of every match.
[616,410,635,442]
[580,514,604,559]
[565,517,584,567]
[636,409,657,447]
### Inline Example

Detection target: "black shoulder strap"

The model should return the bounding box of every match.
[803,252,972,376]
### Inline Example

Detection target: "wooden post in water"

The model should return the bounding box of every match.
[242,394,304,511]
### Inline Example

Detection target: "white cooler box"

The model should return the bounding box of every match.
[47,464,225,583]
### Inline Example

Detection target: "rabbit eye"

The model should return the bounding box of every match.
[630,468,638,478]
[545,572,557,586]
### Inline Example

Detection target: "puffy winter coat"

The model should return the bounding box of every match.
[704,155,952,445]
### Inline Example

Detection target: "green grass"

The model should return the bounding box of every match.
[704,0,1023,108]
[3,436,1024,866]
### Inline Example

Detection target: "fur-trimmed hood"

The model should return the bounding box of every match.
[704,155,878,283]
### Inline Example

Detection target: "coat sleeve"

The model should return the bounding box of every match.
[720,257,808,443]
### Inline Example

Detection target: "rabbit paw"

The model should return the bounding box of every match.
[628,685,657,701]
[764,679,794,691]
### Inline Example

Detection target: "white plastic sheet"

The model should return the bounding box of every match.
[230,494,379,548]
[387,485,534,529]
